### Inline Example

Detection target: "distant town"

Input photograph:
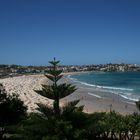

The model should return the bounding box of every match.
[0,63,140,78]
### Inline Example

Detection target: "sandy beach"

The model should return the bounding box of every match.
[0,75,53,112]
[62,86,138,115]
[0,73,138,114]
[61,73,139,115]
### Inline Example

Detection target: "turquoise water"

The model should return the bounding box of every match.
[69,72,140,101]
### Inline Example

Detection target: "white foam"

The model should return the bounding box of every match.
[119,94,139,102]
[79,81,133,91]
[68,75,139,101]
[88,92,102,98]
[67,75,77,81]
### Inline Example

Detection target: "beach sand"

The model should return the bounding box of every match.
[0,75,53,112]
[0,73,138,114]
[61,73,138,115]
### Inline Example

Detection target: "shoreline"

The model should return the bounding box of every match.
[0,73,138,114]
[63,71,139,103]
[61,73,138,115]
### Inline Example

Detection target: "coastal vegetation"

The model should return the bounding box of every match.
[0,59,140,140]
[0,84,27,139]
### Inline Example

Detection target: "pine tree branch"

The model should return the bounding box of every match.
[46,70,63,77]
[37,103,54,119]
[34,85,56,99]
[49,61,60,66]
[57,83,77,99]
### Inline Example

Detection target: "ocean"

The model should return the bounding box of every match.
[68,72,140,102]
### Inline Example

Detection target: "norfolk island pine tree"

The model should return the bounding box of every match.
[33,58,88,139]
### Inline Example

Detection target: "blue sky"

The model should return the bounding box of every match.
[0,0,140,65]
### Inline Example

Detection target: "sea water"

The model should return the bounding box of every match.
[69,72,140,101]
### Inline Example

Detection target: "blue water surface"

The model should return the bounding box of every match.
[70,72,140,101]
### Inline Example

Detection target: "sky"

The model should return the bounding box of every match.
[0,0,140,66]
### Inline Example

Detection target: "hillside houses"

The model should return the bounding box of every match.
[0,63,140,78]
